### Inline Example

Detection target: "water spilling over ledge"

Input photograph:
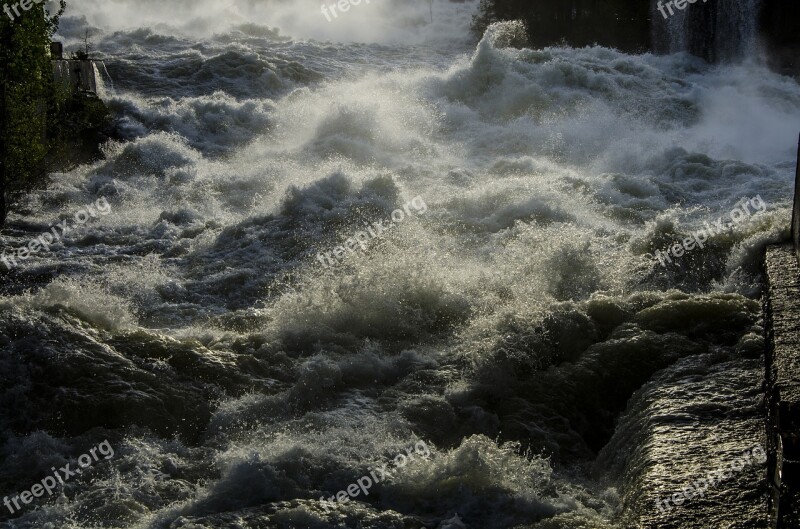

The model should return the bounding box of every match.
[475,0,800,74]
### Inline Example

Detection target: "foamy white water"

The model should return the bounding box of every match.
[1,1,798,528]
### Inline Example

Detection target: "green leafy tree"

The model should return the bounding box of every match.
[0,0,66,226]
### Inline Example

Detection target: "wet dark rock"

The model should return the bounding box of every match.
[0,310,274,444]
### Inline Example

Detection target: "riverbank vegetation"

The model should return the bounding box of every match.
[0,0,111,226]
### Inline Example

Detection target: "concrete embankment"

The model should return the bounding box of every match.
[765,244,800,528]
[764,135,800,528]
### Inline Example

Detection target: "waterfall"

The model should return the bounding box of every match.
[92,61,115,98]
[652,0,762,62]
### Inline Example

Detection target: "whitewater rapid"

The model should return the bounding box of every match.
[1,1,799,528]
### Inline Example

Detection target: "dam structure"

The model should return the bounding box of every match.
[50,41,100,98]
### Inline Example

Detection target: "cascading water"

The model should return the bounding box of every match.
[653,0,762,62]
[1,1,799,528]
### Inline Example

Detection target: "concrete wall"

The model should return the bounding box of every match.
[765,243,800,528]
[52,59,99,99]
[792,135,800,264]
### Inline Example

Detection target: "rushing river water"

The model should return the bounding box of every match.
[1,1,799,528]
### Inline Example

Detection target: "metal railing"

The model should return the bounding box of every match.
[793,133,800,263]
